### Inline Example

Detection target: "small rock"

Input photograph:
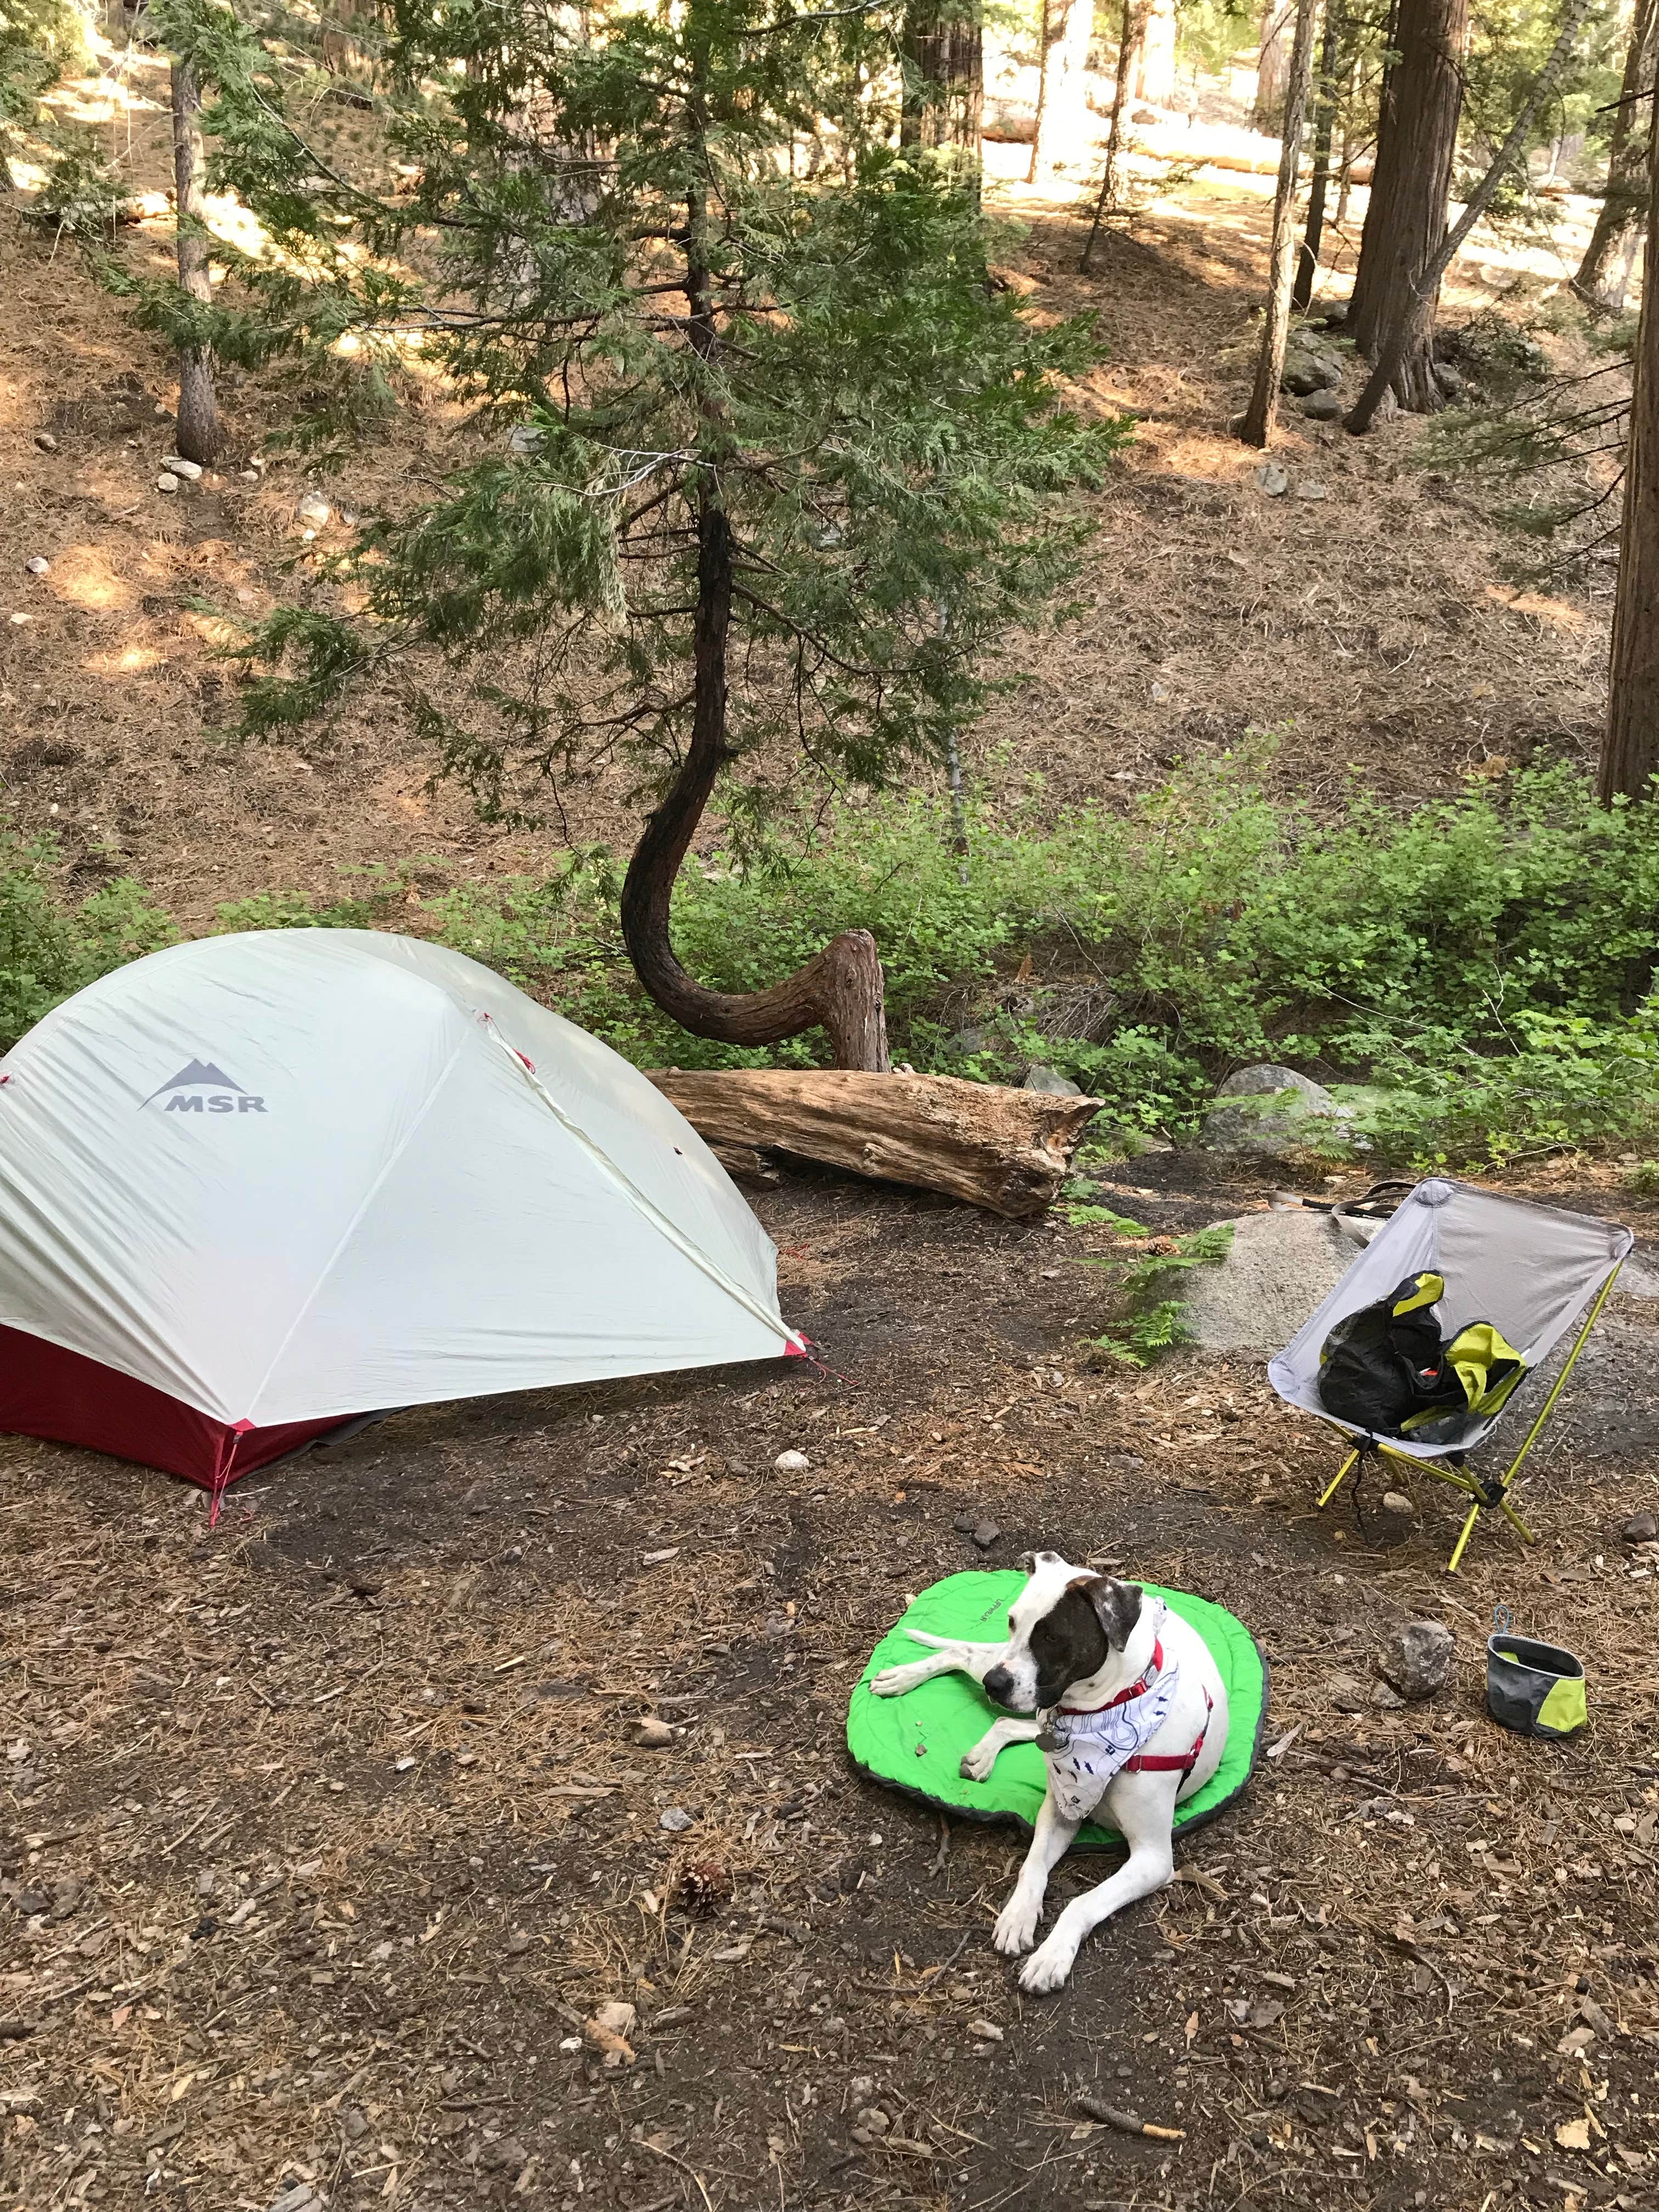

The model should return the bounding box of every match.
[1294,480,1328,500]
[507,425,545,456]
[952,1510,978,1533]
[296,492,331,528]
[482,2135,529,2172]
[774,1449,810,1473]
[1376,1619,1454,1701]
[1256,462,1289,497]
[972,1520,1001,1550]
[1432,361,1465,400]
[967,2018,1005,2041]
[162,456,204,481]
[24,556,48,577]
[506,1927,532,1954]
[1319,303,1349,328]
[1328,1672,1367,1714]
[659,1806,695,1832]
[1300,391,1345,421]
[269,2186,322,2212]
[342,2106,369,2139]
[1370,1679,1406,1709]
[156,472,180,494]
[1372,1489,1417,1547]
[1023,1063,1082,1096]
[636,1714,674,1748]
[33,432,57,453]
[949,1025,987,1056]
[1621,1509,1657,1544]
[239,468,262,484]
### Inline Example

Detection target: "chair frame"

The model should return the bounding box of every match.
[1313,1258,1624,1572]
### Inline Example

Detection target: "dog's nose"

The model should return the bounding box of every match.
[984,1666,1014,1707]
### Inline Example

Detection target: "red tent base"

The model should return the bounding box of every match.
[0,1323,356,1493]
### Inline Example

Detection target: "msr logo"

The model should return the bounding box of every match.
[143,1058,267,1115]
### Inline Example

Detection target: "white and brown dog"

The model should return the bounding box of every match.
[870,1550,1227,1993]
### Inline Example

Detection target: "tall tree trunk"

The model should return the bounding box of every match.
[1080,0,1145,269]
[170,58,221,466]
[1345,0,1469,414]
[901,0,984,180]
[618,161,889,1071]
[1238,0,1319,446]
[1293,0,1341,313]
[1602,97,1659,799]
[1135,0,1177,105]
[1029,0,1095,182]
[1575,0,1658,312]
[1347,0,1594,435]
[1253,0,1295,133]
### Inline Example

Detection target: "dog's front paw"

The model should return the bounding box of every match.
[959,1734,999,1782]
[870,1661,927,1699]
[992,1891,1041,1956]
[1018,1931,1080,1995]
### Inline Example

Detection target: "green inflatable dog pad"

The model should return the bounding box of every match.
[847,1572,1268,1853]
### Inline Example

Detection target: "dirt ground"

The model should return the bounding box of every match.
[0,45,1622,926]
[2,1148,1657,2212]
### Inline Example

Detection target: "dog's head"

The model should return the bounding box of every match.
[981,1551,1143,1714]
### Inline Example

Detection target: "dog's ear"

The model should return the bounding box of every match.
[1077,1575,1142,1652]
[1017,1550,1038,1576]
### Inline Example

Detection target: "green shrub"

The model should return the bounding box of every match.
[3,750,1658,1171]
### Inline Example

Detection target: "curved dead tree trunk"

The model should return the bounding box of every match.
[618,506,890,1073]
[170,57,221,466]
[1346,0,1469,415]
[1575,0,1658,313]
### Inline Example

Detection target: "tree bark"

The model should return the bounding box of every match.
[1135,0,1178,106]
[1346,0,1594,435]
[1345,0,1469,415]
[1602,93,1659,800]
[1081,0,1145,270]
[901,0,984,175]
[1253,0,1295,134]
[1029,0,1095,183]
[170,58,221,467]
[647,1068,1104,1217]
[1575,0,1658,313]
[1293,0,1341,314]
[1238,0,1319,447]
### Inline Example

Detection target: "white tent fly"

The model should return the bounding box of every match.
[0,930,802,1499]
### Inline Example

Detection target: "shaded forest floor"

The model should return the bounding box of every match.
[3,66,1658,2212]
[2,1149,1657,2212]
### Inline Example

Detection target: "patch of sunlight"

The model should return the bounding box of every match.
[1485,586,1587,636]
[183,612,242,649]
[84,644,163,674]
[50,549,136,614]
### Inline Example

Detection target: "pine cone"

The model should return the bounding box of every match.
[675,1859,732,1916]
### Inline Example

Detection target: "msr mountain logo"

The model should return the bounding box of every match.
[143,1059,267,1115]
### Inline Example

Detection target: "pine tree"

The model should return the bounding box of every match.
[1604,58,1659,798]
[1346,0,1469,413]
[168,54,221,464]
[163,0,1116,1066]
[1575,0,1658,312]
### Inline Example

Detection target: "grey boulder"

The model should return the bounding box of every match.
[1179,1207,1352,1356]
[1300,391,1345,421]
[1376,1620,1454,1701]
[1201,1064,1350,1156]
[1023,1063,1082,1097]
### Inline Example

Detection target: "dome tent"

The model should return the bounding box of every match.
[0,930,801,1503]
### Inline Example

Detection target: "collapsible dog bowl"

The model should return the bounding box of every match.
[1486,1630,1587,1739]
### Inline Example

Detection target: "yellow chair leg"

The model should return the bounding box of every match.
[1446,1500,1482,1575]
[1319,1448,1361,1510]
[1499,1493,1537,1544]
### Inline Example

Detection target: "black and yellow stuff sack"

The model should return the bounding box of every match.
[1318,1272,1528,1439]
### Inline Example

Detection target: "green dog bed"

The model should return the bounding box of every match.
[847,1572,1268,1852]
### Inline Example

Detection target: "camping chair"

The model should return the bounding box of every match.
[1268,1179,1632,1572]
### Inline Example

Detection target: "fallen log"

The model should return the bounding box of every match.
[647,1068,1103,1219]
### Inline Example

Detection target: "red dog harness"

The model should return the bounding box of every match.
[1059,1635,1215,1775]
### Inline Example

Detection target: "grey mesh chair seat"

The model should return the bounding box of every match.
[1268,1178,1632,1567]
